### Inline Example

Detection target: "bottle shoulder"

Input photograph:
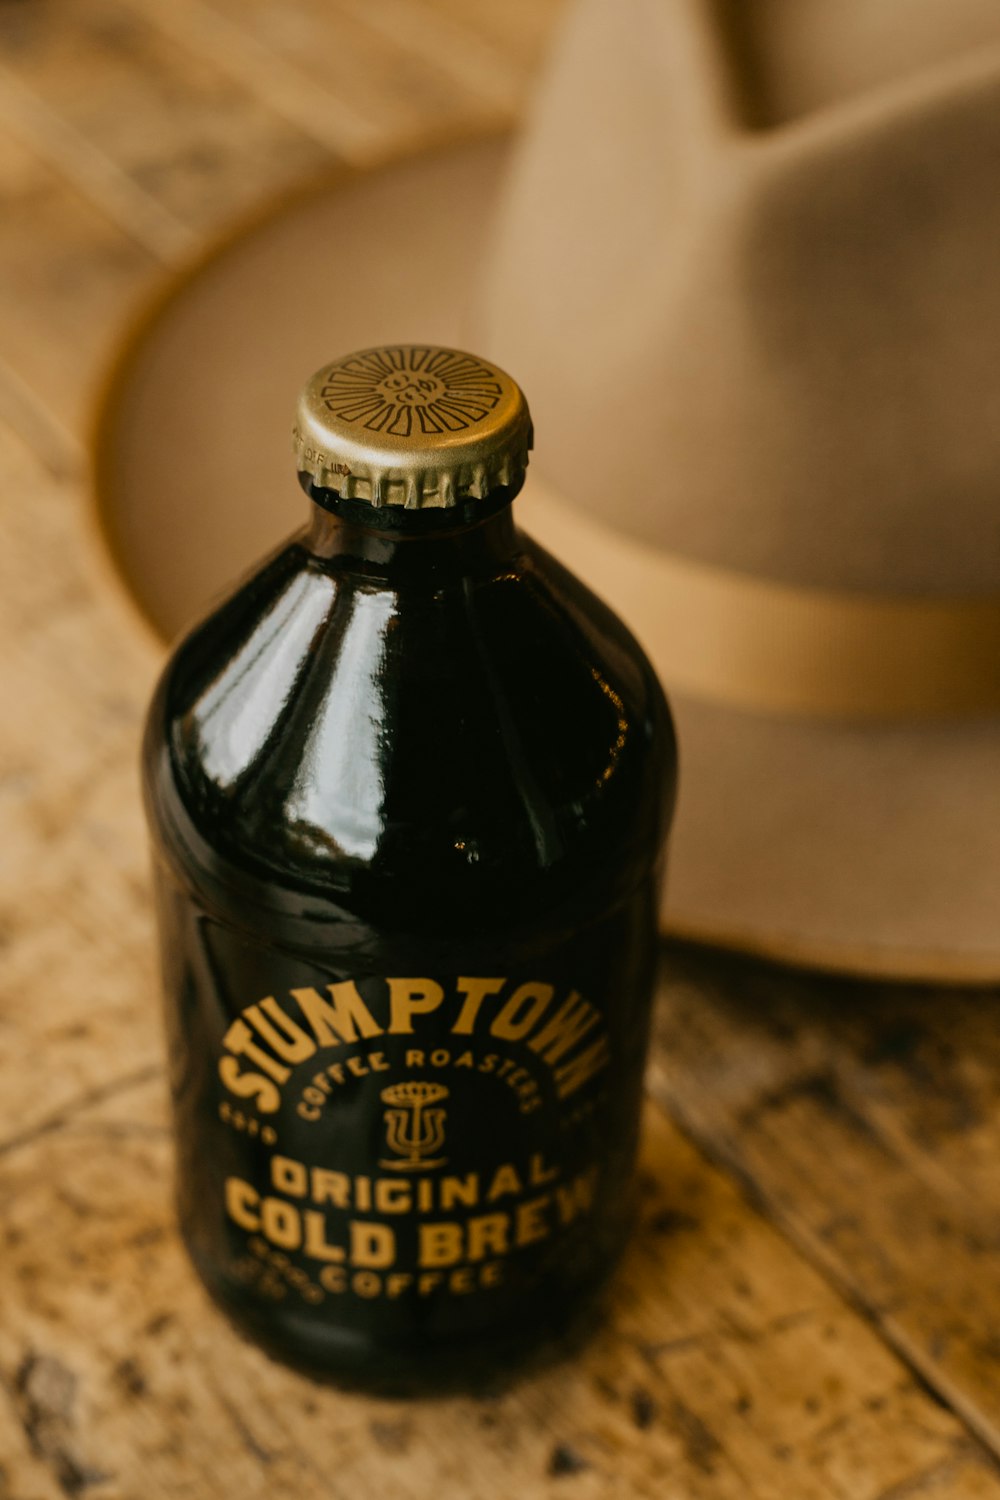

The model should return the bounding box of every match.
[143,528,676,924]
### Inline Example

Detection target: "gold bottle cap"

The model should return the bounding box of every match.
[292,345,532,509]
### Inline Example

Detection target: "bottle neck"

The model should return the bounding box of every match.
[305,497,520,583]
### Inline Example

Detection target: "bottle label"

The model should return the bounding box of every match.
[213,974,614,1307]
[157,865,656,1354]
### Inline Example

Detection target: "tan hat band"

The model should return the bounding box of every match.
[522,481,1000,721]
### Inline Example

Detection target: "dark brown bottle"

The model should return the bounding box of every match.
[142,345,677,1392]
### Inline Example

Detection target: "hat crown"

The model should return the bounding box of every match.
[478,0,1000,597]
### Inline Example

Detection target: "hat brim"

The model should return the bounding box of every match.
[92,131,1000,985]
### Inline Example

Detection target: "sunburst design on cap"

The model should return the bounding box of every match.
[294,343,531,508]
[318,347,503,439]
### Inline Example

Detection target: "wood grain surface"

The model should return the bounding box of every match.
[1,3,999,1496]
[650,949,1000,1463]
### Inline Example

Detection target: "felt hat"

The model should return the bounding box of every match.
[94,0,1000,982]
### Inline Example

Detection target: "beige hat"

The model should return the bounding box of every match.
[94,0,1000,982]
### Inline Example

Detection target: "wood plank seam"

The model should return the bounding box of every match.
[0,1064,164,1165]
[0,350,82,479]
[0,61,197,262]
[334,0,524,112]
[125,0,389,161]
[650,1069,1000,1478]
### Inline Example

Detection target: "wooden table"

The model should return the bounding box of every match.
[2,4,999,1495]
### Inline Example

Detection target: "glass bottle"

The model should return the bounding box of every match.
[142,345,677,1392]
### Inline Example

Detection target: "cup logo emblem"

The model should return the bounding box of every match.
[379,1081,449,1171]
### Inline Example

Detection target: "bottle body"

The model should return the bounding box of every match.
[143,499,676,1390]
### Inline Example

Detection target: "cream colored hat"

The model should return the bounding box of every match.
[95,0,1000,981]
